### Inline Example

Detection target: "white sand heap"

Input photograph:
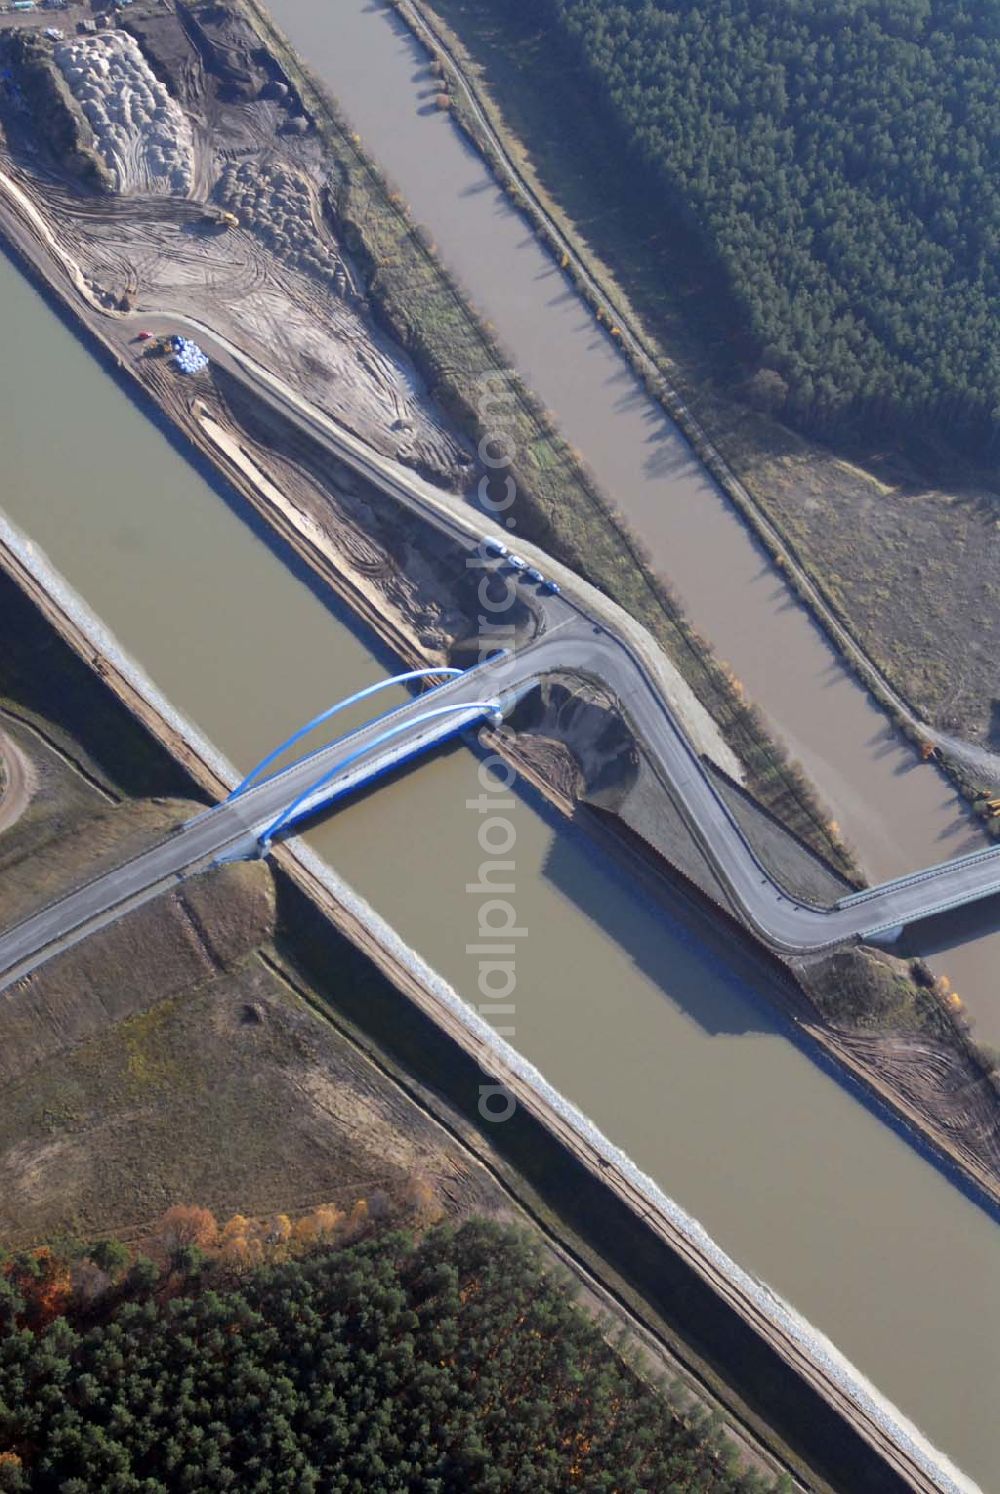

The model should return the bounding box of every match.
[54,31,193,196]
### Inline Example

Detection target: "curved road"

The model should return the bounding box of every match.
[142,308,1000,951]
[0,726,36,837]
[0,251,998,983]
[1,597,1000,991]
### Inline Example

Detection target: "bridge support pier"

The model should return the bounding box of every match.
[212,835,265,868]
[865,924,905,948]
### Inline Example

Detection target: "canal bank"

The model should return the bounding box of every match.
[258,0,1000,1047]
[0,245,998,1484]
[0,471,979,1494]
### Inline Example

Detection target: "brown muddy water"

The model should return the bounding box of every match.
[0,250,998,1483]
[262,0,1000,1045]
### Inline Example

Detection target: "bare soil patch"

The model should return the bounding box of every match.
[714,407,1000,742]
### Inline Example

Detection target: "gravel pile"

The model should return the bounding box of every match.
[54,31,193,195]
[217,159,345,291]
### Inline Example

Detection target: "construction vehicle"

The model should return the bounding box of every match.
[986,798,1000,818]
[142,334,176,357]
[198,208,239,231]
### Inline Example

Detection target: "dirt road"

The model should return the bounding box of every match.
[0,725,37,836]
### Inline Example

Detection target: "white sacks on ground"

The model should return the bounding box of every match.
[170,336,209,375]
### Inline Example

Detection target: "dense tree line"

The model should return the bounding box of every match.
[538,0,1000,455]
[0,1220,784,1492]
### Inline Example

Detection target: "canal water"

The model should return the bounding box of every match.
[0,251,997,1483]
[261,0,1000,1043]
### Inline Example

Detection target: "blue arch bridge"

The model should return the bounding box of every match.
[0,658,531,996]
[2,645,1000,1001]
[211,658,524,857]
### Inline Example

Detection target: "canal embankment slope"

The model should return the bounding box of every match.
[255,0,1000,1053]
[391,0,1000,781]
[0,509,979,1494]
[3,0,996,1198]
[4,155,996,1207]
[0,13,997,1478]
[3,0,992,1069]
[237,0,861,883]
[1,229,998,1486]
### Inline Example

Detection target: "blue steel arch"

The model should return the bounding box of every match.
[229,668,463,800]
[258,699,503,851]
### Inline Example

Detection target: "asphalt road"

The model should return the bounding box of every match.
[1,314,998,990]
[155,312,1000,947]
[0,674,506,990]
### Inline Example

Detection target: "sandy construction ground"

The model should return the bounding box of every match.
[1,5,467,482]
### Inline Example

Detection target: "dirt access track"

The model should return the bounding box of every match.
[0,725,37,834]
[1,1,467,480]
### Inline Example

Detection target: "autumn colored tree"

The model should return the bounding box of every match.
[404,1173,445,1227]
[0,1221,777,1491]
[2,1250,70,1332]
[0,1451,25,1493]
[154,1204,219,1257]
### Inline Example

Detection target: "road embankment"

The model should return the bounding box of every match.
[0,504,977,1494]
[1,146,997,1210]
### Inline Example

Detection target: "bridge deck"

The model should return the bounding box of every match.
[0,661,511,991]
[1,634,998,996]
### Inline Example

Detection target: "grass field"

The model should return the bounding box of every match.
[0,689,500,1248]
